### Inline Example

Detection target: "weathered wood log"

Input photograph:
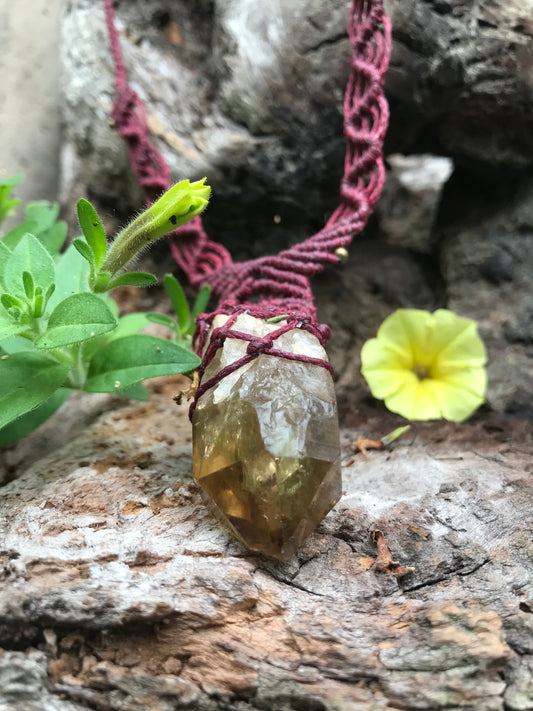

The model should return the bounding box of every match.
[1,377,531,710]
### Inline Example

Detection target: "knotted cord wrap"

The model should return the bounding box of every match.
[191,309,334,418]
[102,0,390,415]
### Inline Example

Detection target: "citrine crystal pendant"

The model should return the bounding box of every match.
[192,314,341,559]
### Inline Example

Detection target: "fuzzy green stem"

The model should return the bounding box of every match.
[64,344,86,389]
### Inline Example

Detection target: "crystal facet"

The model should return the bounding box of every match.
[192,314,341,558]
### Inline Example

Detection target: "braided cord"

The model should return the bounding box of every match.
[102,0,391,412]
[102,0,390,310]
[102,0,233,266]
[208,0,391,315]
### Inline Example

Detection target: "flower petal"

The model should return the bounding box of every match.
[377,309,433,366]
[362,367,417,399]
[361,337,408,371]
[361,308,488,422]
[437,366,487,398]
[423,373,486,422]
[384,377,442,421]
[430,311,487,371]
[361,336,414,398]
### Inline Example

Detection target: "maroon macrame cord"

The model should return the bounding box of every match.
[102,0,390,415]
[192,312,334,414]
[102,0,233,271]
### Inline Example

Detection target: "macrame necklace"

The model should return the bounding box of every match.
[103,0,391,558]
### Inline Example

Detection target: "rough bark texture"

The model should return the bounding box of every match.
[1,379,532,710]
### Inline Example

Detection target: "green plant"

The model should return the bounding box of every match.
[0,177,210,446]
[145,274,210,346]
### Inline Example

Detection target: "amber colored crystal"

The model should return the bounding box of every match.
[192,314,341,558]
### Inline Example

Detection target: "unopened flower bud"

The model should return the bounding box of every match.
[101,178,210,277]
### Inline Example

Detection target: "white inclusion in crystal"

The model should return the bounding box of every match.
[199,314,336,458]
[206,313,305,405]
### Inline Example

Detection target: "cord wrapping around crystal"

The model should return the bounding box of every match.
[192,312,341,558]
[103,0,391,555]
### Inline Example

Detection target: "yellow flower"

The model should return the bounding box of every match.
[361,309,487,422]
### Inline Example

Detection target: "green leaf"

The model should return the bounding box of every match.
[73,237,96,270]
[92,271,110,292]
[33,284,49,318]
[25,201,59,232]
[145,312,176,329]
[38,221,68,256]
[0,351,70,429]
[116,383,149,401]
[0,175,23,224]
[35,293,117,349]
[106,296,119,320]
[77,198,107,270]
[4,233,55,299]
[192,284,211,320]
[0,241,11,289]
[1,220,39,250]
[45,282,56,302]
[85,334,200,392]
[266,314,289,324]
[164,274,190,332]
[381,425,411,446]
[1,293,24,309]
[0,334,32,353]
[111,312,151,340]
[0,388,71,447]
[0,197,20,225]
[47,243,90,312]
[0,175,23,188]
[22,271,35,300]
[0,317,27,339]
[107,272,158,290]
[0,294,25,323]
[82,311,151,360]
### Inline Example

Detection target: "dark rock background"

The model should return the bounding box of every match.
[59,0,533,418]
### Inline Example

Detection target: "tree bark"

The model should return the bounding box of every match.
[1,378,531,710]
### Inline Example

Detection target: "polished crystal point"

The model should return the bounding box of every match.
[192,314,341,558]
